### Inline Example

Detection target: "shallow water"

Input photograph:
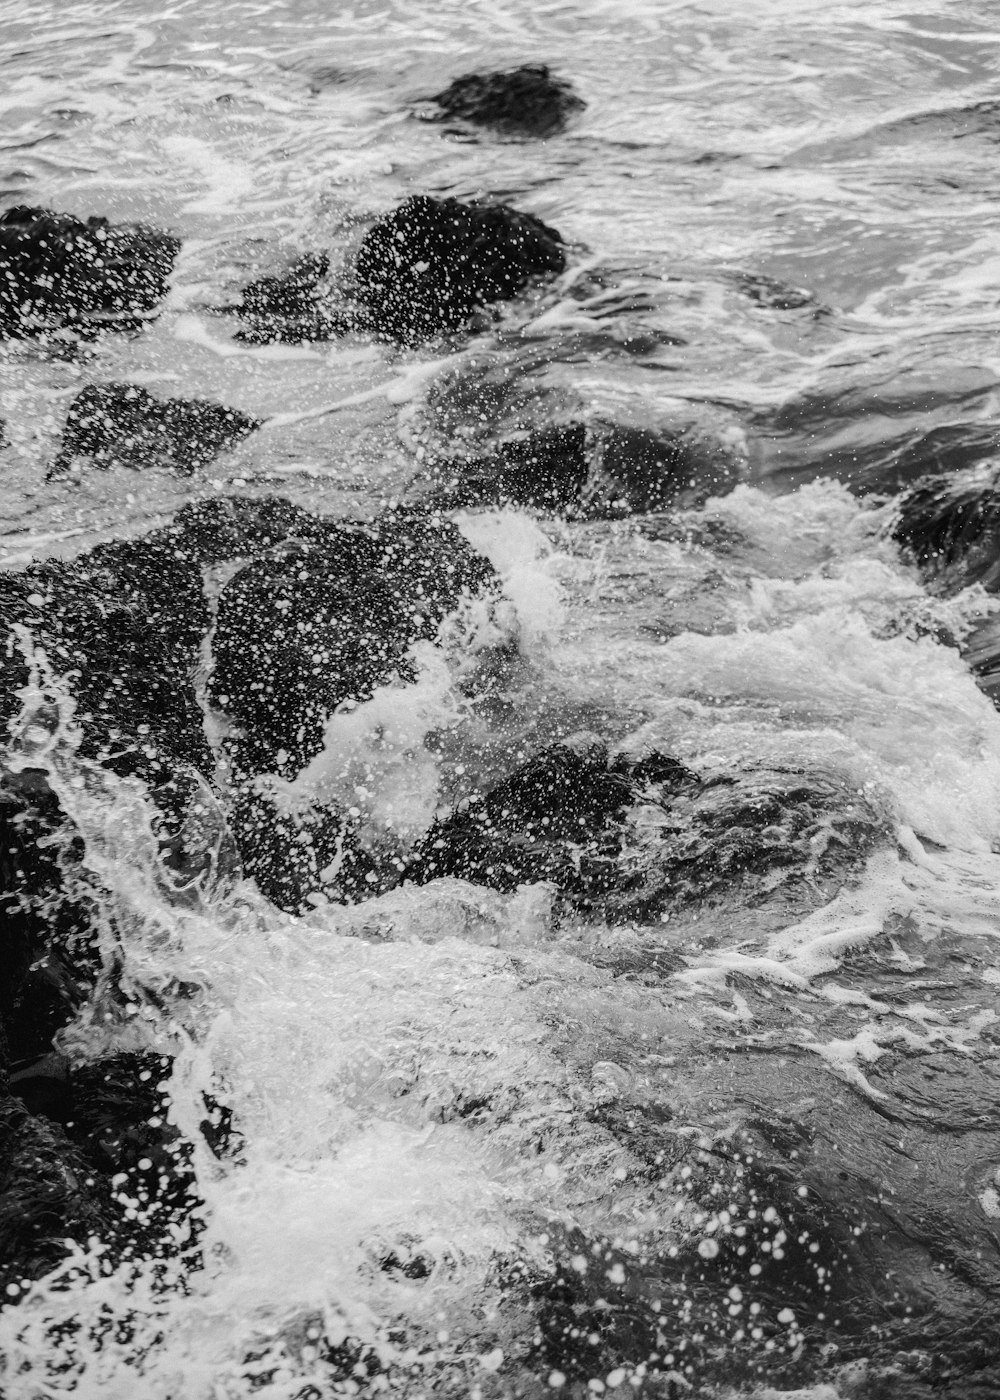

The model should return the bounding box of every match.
[3,2,1000,1397]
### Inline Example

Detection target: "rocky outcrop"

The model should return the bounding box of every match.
[50,384,260,478]
[353,195,565,344]
[421,64,585,138]
[0,206,179,336]
[407,737,886,918]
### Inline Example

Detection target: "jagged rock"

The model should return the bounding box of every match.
[234,252,347,344]
[50,383,260,478]
[0,206,179,336]
[210,509,498,780]
[422,64,585,137]
[0,1092,111,1291]
[408,741,885,919]
[353,194,565,344]
[0,554,210,789]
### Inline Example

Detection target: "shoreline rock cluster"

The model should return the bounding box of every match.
[3,62,1000,1399]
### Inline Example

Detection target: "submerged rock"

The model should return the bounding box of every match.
[408,739,885,919]
[234,251,347,344]
[0,206,179,336]
[891,464,1000,593]
[50,383,260,479]
[422,64,585,137]
[353,194,565,344]
[889,466,1000,705]
[418,412,745,516]
[412,353,748,515]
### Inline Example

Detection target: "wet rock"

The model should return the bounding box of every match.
[0,550,210,789]
[891,464,1000,593]
[162,494,332,566]
[0,206,179,336]
[231,785,382,913]
[234,252,348,344]
[419,412,744,516]
[353,194,565,344]
[409,741,885,919]
[0,773,97,1080]
[210,508,497,780]
[50,383,260,478]
[0,1091,111,1291]
[888,467,1000,706]
[422,64,585,137]
[408,738,698,906]
[413,355,748,514]
[421,422,590,513]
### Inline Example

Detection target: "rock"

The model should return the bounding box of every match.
[231,785,382,913]
[234,252,348,344]
[422,64,585,137]
[413,356,748,515]
[50,384,260,478]
[0,1092,111,1291]
[0,206,179,336]
[421,423,590,513]
[0,552,210,790]
[407,741,885,919]
[418,412,745,516]
[407,738,695,904]
[353,194,565,344]
[209,508,498,780]
[163,494,332,566]
[891,465,1000,593]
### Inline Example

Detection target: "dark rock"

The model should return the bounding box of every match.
[235,252,348,344]
[162,494,331,567]
[0,1092,111,1291]
[210,508,498,780]
[0,550,210,790]
[353,194,565,344]
[419,414,744,516]
[422,423,589,513]
[0,773,96,1072]
[423,64,585,138]
[231,785,382,913]
[891,465,1000,592]
[408,738,696,905]
[414,355,748,514]
[408,741,885,919]
[50,383,260,478]
[0,206,179,336]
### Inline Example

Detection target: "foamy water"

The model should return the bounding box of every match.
[3,2,1000,1397]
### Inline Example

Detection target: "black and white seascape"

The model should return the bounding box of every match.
[4,3,1000,1397]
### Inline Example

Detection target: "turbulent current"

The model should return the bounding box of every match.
[3,2,1000,1397]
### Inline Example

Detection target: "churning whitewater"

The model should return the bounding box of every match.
[2,3,1000,1398]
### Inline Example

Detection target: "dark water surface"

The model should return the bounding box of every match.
[3,2,1000,1397]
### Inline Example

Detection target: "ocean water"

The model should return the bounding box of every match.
[3,2,1000,1396]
